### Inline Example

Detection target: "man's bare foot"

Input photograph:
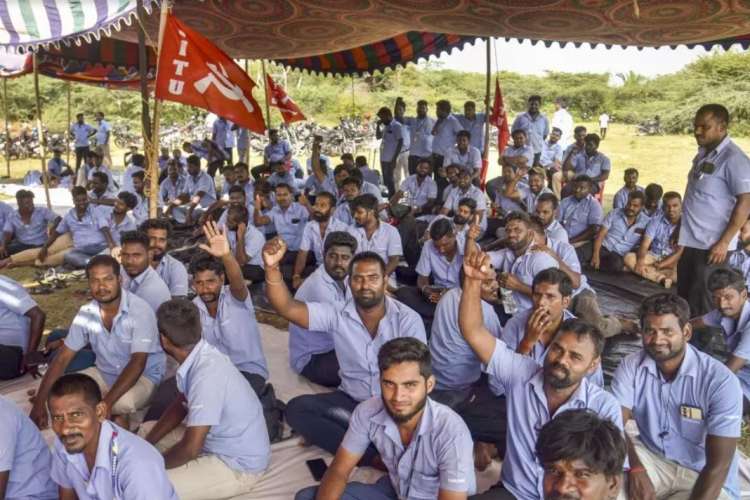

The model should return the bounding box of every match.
[473,441,496,471]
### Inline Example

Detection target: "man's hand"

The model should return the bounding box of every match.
[525,307,552,344]
[37,246,49,264]
[462,250,496,282]
[30,401,48,429]
[237,222,247,237]
[590,253,601,270]
[627,470,656,500]
[708,239,730,265]
[0,245,7,259]
[499,272,524,291]
[634,258,647,276]
[262,237,288,268]
[198,221,231,258]
[467,214,482,241]
[292,274,304,290]
[110,246,122,262]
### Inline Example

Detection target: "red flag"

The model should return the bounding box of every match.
[155,13,266,133]
[481,77,510,189]
[266,75,306,124]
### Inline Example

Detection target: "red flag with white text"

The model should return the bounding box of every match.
[155,13,266,133]
[266,75,306,124]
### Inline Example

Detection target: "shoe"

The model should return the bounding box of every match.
[662,278,673,289]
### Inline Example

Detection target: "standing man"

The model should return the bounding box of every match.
[211,116,231,168]
[551,97,574,146]
[94,111,112,167]
[376,107,405,198]
[459,100,486,154]
[70,113,95,177]
[678,104,750,316]
[512,95,549,166]
[236,126,250,164]
[405,99,434,175]
[598,111,610,139]
[431,100,465,197]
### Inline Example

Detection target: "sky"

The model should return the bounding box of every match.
[428,38,727,82]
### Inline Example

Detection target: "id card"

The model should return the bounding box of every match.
[680,405,703,421]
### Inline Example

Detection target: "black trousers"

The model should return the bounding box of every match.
[678,246,721,317]
[300,350,341,388]
[380,160,396,198]
[242,264,265,283]
[598,247,625,272]
[74,146,89,174]
[397,215,429,270]
[394,286,437,335]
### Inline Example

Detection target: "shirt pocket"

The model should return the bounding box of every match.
[679,415,707,446]
[408,470,440,499]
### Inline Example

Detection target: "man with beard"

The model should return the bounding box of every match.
[558,175,603,259]
[390,158,438,221]
[84,149,115,193]
[48,374,177,499]
[0,189,59,265]
[559,126,588,197]
[512,95,550,166]
[459,100,486,153]
[292,191,349,289]
[591,190,650,272]
[225,205,266,283]
[405,99,434,175]
[159,161,187,207]
[87,171,115,203]
[376,106,405,198]
[119,231,171,312]
[571,134,610,197]
[613,293,742,500]
[540,128,564,183]
[458,250,622,500]
[30,255,166,429]
[168,154,216,225]
[613,168,644,210]
[129,170,151,225]
[441,168,488,236]
[536,409,626,500]
[295,338,475,500]
[140,218,189,298]
[290,231,357,387]
[264,240,426,462]
[349,194,403,280]
[444,130,482,180]
[99,192,137,256]
[254,183,309,269]
[431,101,465,180]
[535,193,568,243]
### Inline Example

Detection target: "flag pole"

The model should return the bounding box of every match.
[482,37,491,190]
[33,53,52,210]
[148,0,169,218]
[66,82,72,175]
[261,60,272,131]
[3,78,9,178]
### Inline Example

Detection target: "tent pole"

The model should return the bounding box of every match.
[148,0,169,219]
[137,0,152,141]
[483,37,491,165]
[33,53,52,210]
[262,60,271,131]
[351,75,355,116]
[66,82,72,175]
[3,79,9,178]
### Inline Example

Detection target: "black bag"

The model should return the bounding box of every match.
[0,345,23,380]
[258,382,286,443]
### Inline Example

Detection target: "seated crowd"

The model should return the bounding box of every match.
[0,100,748,500]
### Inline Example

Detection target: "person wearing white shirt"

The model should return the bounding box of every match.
[94,111,112,167]
[551,97,574,146]
[599,112,610,139]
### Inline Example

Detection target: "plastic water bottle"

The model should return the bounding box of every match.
[501,287,518,315]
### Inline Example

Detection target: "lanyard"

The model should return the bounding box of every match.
[402,434,422,500]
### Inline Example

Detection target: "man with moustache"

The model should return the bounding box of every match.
[376,106,405,198]
[168,154,216,225]
[254,183,309,269]
[292,191,349,289]
[119,231,171,312]
[613,293,742,500]
[224,205,266,283]
[30,255,166,429]
[390,158,438,221]
[264,239,426,462]
[534,193,569,243]
[512,95,549,166]
[140,219,189,298]
[159,162,187,207]
[404,99,435,175]
[349,193,403,280]
[48,373,177,499]
[459,250,622,500]
[441,168,488,236]
[295,338,475,500]
[590,190,650,273]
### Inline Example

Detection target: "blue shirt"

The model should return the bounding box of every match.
[121,267,171,313]
[64,290,166,386]
[289,265,349,374]
[47,157,68,177]
[729,250,750,290]
[416,240,463,288]
[458,113,486,151]
[0,202,12,233]
[349,222,403,262]
[488,246,559,311]
[70,122,94,147]
[539,140,563,167]
[443,185,488,232]
[228,225,265,267]
[703,302,750,402]
[119,165,144,195]
[572,152,611,179]
[184,171,217,208]
[680,136,750,250]
[380,120,406,162]
[0,275,36,353]
[333,201,355,226]
[155,254,189,297]
[487,340,622,500]
[3,206,57,246]
[430,288,503,392]
[546,236,593,297]
[212,119,229,149]
[523,186,553,214]
[342,397,476,497]
[94,119,111,145]
[308,296,426,401]
[558,195,603,240]
[491,179,526,215]
[176,340,270,473]
[644,214,679,258]
[299,218,350,264]
[104,210,137,247]
[612,346,742,499]
[601,208,651,256]
[432,114,464,157]
[613,185,644,210]
[359,166,381,186]
[503,144,535,168]
[0,396,57,499]
[266,202,308,251]
[512,112,550,154]
[443,145,481,172]
[399,174,438,210]
[405,116,435,157]
[267,171,300,194]
[545,220,569,244]
[193,285,268,379]
[56,205,108,248]
[264,140,292,163]
[159,176,186,204]
[51,420,177,500]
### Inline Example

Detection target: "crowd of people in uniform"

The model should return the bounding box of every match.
[0,97,749,500]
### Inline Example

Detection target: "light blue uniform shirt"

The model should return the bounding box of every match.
[155,254,189,297]
[405,116,435,157]
[512,112,550,154]
[119,165,143,195]
[523,186,553,214]
[87,165,117,194]
[500,308,603,387]
[430,288,502,392]
[131,193,149,226]
[121,267,171,313]
[94,119,111,145]
[289,265,349,373]
[612,346,742,499]
[729,250,750,290]
[268,171,300,194]
[47,157,68,177]
[267,202,308,251]
[228,225,265,267]
[443,145,481,172]
[503,144,535,168]
[703,302,750,402]
[193,285,268,379]
[342,397,476,497]
[443,185,487,233]
[65,290,166,386]
[487,340,623,500]
[488,247,559,311]
[601,208,651,256]
[491,179,525,215]
[558,194,603,240]
[546,236,592,297]
[333,201,355,226]
[264,140,292,163]
[458,113,486,151]
[51,420,177,500]
[380,120,406,162]
[349,222,403,262]
[212,119,229,149]
[416,240,463,288]
[159,176,186,204]
[56,205,108,248]
[644,214,678,258]
[359,166,381,186]
[613,185,644,210]
[399,174,438,210]
[0,202,12,233]
[305,170,338,196]
[3,206,57,246]
[185,170,217,208]
[307,296,426,401]
[0,396,57,499]
[539,140,563,167]
[103,210,136,247]
[0,275,36,353]
[299,218,350,264]
[545,220,569,244]
[177,339,270,473]
[680,136,750,250]
[70,122,94,147]
[572,151,611,179]
[432,114,464,157]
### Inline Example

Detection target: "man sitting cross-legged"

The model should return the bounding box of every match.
[295,338,475,500]
[0,274,46,380]
[289,231,357,388]
[0,189,59,267]
[459,250,622,500]
[624,191,683,288]
[558,175,603,261]
[264,238,426,464]
[590,190,650,273]
[48,373,177,499]
[30,255,166,430]
[142,299,270,500]
[613,293,742,500]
